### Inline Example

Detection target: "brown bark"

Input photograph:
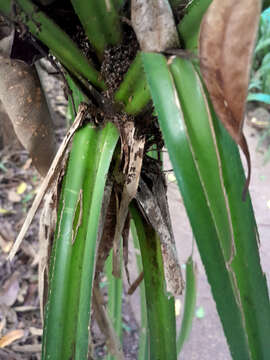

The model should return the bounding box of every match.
[0,100,22,150]
[0,56,56,176]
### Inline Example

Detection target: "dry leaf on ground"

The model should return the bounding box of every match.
[0,329,25,348]
[0,272,20,307]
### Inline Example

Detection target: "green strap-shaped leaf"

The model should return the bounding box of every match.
[115,53,151,115]
[178,0,212,51]
[42,124,99,360]
[61,127,102,360]
[177,256,197,354]
[210,105,270,360]
[106,248,123,360]
[0,0,104,89]
[130,220,149,360]
[42,92,119,360]
[75,122,119,360]
[170,57,234,263]
[142,52,251,359]
[70,0,122,59]
[130,203,177,360]
[143,51,270,359]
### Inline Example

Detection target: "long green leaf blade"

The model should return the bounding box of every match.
[0,0,105,89]
[106,248,123,360]
[60,81,103,359]
[170,57,233,262]
[61,127,102,360]
[178,0,212,51]
[70,0,122,58]
[42,124,97,360]
[211,107,270,360]
[130,204,177,360]
[177,257,197,354]
[130,220,148,360]
[142,52,251,359]
[115,53,151,115]
[75,122,119,360]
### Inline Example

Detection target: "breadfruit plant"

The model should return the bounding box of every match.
[1,0,270,359]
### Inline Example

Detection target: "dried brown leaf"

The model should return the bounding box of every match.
[0,272,20,307]
[38,190,58,322]
[113,123,145,277]
[135,159,184,295]
[136,175,183,295]
[0,329,25,348]
[11,344,42,353]
[0,231,13,253]
[199,0,261,198]
[8,103,88,261]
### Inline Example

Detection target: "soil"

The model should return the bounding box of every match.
[0,64,270,360]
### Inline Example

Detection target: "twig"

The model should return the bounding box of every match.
[8,103,89,261]
[127,271,144,295]
[93,286,124,360]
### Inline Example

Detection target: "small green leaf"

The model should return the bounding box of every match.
[177,257,197,354]
[195,307,205,319]
[247,92,270,104]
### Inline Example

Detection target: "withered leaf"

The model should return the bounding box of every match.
[199,0,261,199]
[0,272,20,307]
[135,158,184,295]
[112,122,145,277]
[0,329,25,348]
[38,191,58,323]
[8,103,88,261]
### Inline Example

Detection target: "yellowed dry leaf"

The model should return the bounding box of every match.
[8,103,88,261]
[17,182,27,195]
[0,208,10,214]
[0,271,20,307]
[199,0,261,198]
[112,123,145,277]
[22,158,32,171]
[0,329,25,348]
[0,233,13,253]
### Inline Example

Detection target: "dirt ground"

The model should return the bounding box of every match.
[0,65,270,359]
